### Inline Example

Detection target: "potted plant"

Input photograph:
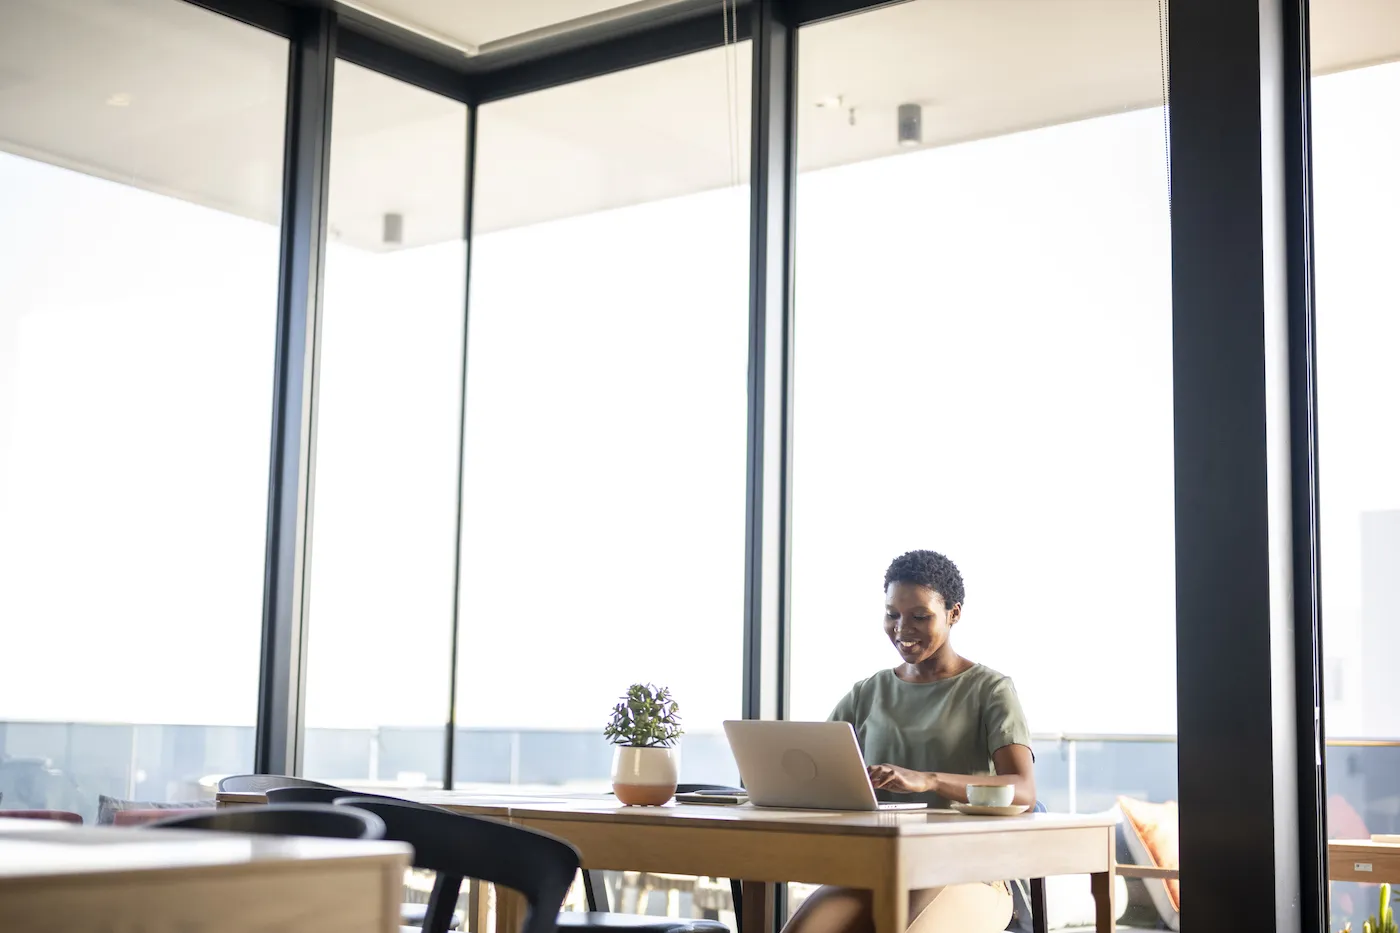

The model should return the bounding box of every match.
[604,683,683,806]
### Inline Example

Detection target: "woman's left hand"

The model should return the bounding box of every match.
[867,763,934,794]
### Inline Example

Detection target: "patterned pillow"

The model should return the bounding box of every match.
[97,795,216,826]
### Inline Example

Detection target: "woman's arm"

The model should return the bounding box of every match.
[868,744,1038,806]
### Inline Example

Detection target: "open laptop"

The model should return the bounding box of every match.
[722,720,928,811]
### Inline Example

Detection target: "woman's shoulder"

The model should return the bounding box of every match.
[965,662,1013,684]
[845,669,889,696]
[961,662,1022,697]
[836,669,900,705]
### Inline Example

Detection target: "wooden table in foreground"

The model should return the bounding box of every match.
[221,790,1118,933]
[0,817,411,933]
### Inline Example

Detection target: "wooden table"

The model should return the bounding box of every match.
[1329,838,1400,884]
[219,790,1118,933]
[0,817,411,933]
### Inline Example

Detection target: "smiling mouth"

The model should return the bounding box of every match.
[897,640,921,652]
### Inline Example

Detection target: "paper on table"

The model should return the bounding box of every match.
[1371,834,1400,844]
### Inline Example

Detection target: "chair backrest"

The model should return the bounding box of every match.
[144,803,385,840]
[337,797,579,933]
[265,786,402,806]
[216,774,342,794]
[0,809,82,824]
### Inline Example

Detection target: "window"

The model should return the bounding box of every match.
[301,62,468,788]
[454,44,752,792]
[1310,2,1400,928]
[788,1,1174,921]
[0,0,287,820]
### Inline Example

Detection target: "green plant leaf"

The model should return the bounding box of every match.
[604,682,684,747]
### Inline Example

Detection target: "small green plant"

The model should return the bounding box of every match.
[604,684,683,748]
[1361,884,1398,933]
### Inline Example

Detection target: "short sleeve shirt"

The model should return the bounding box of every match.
[827,663,1033,809]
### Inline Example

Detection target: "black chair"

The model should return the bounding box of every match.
[263,785,455,930]
[217,773,342,794]
[583,785,743,932]
[337,796,579,933]
[339,797,730,933]
[271,786,728,933]
[266,786,405,806]
[143,802,385,840]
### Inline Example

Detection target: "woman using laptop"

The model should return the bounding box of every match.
[783,549,1036,933]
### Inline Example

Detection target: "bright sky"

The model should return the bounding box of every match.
[1,62,1397,742]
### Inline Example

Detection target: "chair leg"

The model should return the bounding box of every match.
[583,870,611,913]
[729,880,744,933]
[1030,878,1048,933]
[426,873,465,933]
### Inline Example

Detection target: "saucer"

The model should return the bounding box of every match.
[951,803,1029,817]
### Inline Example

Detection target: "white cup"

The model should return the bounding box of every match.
[966,784,1015,807]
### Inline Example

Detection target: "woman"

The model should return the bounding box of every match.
[784,549,1036,933]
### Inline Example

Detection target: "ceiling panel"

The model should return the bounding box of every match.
[1,0,1397,251]
[0,0,286,224]
[346,0,654,49]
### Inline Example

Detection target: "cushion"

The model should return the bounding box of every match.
[97,795,216,826]
[1116,796,1180,931]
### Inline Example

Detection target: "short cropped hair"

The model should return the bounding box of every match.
[883,550,965,609]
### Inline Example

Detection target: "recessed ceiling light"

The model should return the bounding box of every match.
[106,92,132,107]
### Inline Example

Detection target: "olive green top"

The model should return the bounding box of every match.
[828,663,1033,809]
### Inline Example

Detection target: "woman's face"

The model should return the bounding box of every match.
[883,581,960,665]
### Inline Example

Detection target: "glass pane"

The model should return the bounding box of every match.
[790,1,1174,927]
[1310,2,1400,929]
[301,61,468,789]
[0,0,287,822]
[455,44,752,805]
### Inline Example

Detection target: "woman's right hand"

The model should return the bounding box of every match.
[867,763,934,794]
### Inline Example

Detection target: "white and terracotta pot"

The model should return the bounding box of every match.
[611,745,679,806]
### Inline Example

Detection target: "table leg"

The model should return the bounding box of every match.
[495,885,527,933]
[741,881,776,933]
[468,879,490,933]
[870,880,908,933]
[1090,871,1115,933]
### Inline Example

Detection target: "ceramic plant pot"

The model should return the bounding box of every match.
[611,745,679,806]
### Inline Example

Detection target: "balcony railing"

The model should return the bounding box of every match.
[2,720,1397,837]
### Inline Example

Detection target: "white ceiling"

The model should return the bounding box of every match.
[0,0,289,226]
[344,0,676,51]
[2,0,1398,252]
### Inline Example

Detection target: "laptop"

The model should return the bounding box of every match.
[722,720,928,811]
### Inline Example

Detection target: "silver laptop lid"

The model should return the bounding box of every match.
[722,720,886,811]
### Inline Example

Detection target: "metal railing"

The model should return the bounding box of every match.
[2,719,1399,824]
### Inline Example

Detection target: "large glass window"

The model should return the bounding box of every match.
[789,1,1174,926]
[454,45,752,793]
[301,62,468,788]
[1310,3,1400,930]
[0,0,287,821]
